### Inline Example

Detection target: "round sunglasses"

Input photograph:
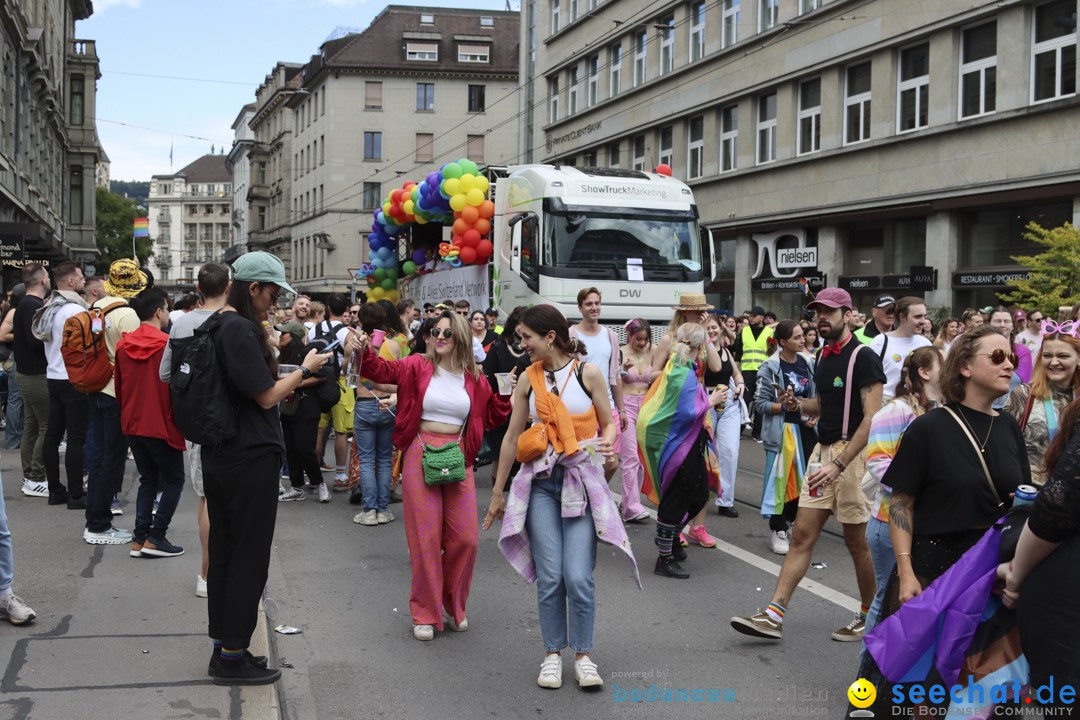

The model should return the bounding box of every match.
[979,349,1018,366]
[429,328,454,339]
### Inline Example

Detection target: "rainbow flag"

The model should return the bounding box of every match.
[762,423,805,515]
[636,354,717,506]
[798,277,809,295]
[133,217,149,238]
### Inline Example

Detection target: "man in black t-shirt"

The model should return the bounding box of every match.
[13,264,51,498]
[732,287,884,643]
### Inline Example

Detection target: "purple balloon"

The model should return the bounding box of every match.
[412,248,427,264]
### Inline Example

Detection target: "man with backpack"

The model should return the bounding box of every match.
[84,259,146,545]
[36,261,90,508]
[308,293,353,497]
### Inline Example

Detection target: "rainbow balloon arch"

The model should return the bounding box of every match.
[355,158,496,302]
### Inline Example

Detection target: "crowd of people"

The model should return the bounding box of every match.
[1,254,1079,701]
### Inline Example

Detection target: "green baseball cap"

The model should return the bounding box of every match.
[232,251,296,296]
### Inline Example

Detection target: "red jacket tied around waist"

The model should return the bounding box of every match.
[114,324,185,450]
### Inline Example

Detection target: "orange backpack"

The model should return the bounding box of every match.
[61,302,127,393]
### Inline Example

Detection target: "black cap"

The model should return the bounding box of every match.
[750,306,766,316]
[485,308,498,315]
[873,294,896,309]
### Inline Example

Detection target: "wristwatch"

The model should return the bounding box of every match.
[301,366,313,380]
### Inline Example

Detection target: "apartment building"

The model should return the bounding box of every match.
[147,155,232,295]
[524,0,1080,317]
[225,104,256,259]
[0,0,104,288]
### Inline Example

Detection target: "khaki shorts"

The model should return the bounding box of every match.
[318,377,356,434]
[798,440,870,525]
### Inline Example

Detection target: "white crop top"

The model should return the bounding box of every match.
[528,360,594,421]
[422,368,470,424]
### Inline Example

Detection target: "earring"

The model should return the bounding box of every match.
[547,342,553,351]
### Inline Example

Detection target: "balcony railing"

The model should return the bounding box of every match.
[69,39,98,60]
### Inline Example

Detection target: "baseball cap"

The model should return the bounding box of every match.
[274,321,307,342]
[1014,309,1027,320]
[873,294,896,310]
[750,305,766,316]
[232,252,296,296]
[806,287,853,312]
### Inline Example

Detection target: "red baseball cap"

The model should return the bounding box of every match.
[806,287,853,312]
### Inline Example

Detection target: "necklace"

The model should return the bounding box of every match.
[957,404,994,454]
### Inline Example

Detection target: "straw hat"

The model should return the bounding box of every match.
[671,292,715,311]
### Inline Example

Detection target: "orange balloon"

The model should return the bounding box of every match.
[452,218,470,236]
[474,218,491,236]
[461,205,480,225]
[478,200,495,219]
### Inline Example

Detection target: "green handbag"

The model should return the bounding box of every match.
[419,397,470,486]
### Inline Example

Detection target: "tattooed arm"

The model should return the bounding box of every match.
[889,491,921,603]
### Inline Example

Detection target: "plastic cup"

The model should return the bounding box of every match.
[371,329,386,348]
[278,364,299,378]
[495,372,513,395]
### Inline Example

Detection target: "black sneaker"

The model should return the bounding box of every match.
[655,555,690,579]
[48,492,70,506]
[348,488,364,506]
[208,648,269,676]
[717,506,739,518]
[141,536,184,557]
[210,654,281,686]
[672,543,687,562]
[66,495,87,510]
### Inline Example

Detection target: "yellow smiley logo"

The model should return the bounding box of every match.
[847,678,876,708]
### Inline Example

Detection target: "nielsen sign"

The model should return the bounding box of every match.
[776,247,817,270]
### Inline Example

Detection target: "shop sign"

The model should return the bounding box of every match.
[751,228,816,279]
[775,246,817,270]
[839,275,880,290]
[752,272,825,293]
[881,274,912,289]
[910,266,936,291]
[0,233,25,268]
[952,271,1032,288]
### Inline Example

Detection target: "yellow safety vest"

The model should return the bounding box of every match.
[740,325,774,372]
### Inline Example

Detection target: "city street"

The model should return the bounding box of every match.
[0,436,863,719]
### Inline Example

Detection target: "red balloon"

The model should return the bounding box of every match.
[403,181,416,190]
[461,205,480,225]
[451,234,464,246]
[655,164,672,176]
[463,229,481,246]
[474,218,491,236]
[458,246,478,265]
[366,275,378,287]
[476,239,493,258]
[452,218,470,236]
[390,189,402,203]
[478,200,495,219]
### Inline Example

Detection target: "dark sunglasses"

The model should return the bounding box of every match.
[546,370,560,397]
[429,328,454,339]
[980,349,1018,366]
[267,287,281,303]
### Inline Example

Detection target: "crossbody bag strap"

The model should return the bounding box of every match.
[841,343,865,441]
[942,406,1004,508]
[1018,389,1036,432]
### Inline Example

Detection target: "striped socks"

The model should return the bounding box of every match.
[655,521,679,558]
[765,602,786,624]
[220,647,244,664]
[860,603,870,620]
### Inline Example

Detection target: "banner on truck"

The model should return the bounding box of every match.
[401,264,489,311]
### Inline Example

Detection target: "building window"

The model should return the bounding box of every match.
[420,13,434,24]
[320,135,325,165]
[634,32,647,87]
[898,43,930,133]
[549,77,560,123]
[756,92,777,165]
[1032,0,1077,103]
[687,116,704,179]
[480,16,494,27]
[416,133,434,163]
[660,17,675,75]
[799,0,822,13]
[364,131,381,160]
[365,81,382,110]
[759,0,779,32]
[467,134,485,163]
[70,166,83,224]
[570,0,579,22]
[362,182,382,209]
[609,141,621,167]
[720,105,738,172]
[586,55,599,106]
[70,75,84,126]
[583,150,597,166]
[406,42,438,61]
[416,82,435,111]
[568,66,579,115]
[845,62,872,145]
[658,125,673,168]
[959,21,997,119]
[458,44,490,63]
[722,0,740,49]
[610,44,622,97]
[257,161,267,185]
[690,2,706,62]
[468,84,486,112]
[798,77,821,155]
[551,0,561,34]
[632,134,646,170]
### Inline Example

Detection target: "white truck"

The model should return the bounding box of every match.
[488,164,715,339]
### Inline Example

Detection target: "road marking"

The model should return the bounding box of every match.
[611,492,861,613]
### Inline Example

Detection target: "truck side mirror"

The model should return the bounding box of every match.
[701,225,716,282]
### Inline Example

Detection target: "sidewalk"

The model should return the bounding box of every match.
[0,446,279,719]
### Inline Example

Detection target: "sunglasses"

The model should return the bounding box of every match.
[1041,319,1079,339]
[456,311,470,316]
[979,349,1019,366]
[267,287,281,304]
[429,328,454,339]
[546,370,560,397]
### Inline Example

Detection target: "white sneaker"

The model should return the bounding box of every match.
[442,609,468,632]
[21,479,48,498]
[575,655,603,688]
[537,654,562,689]
[83,527,133,545]
[279,487,305,502]
[196,575,208,598]
[376,510,394,524]
[0,592,36,625]
[353,510,378,526]
[316,483,331,503]
[413,624,434,641]
[58,441,67,454]
[770,529,790,555]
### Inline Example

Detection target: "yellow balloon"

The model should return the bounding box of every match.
[385,290,399,302]
[415,215,428,225]
[382,201,391,215]
[370,286,385,300]
[443,178,461,196]
[449,193,467,212]
[466,188,485,206]
[459,174,476,193]
[474,175,489,194]
[403,200,414,215]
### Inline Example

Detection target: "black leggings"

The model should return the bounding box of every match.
[282,412,322,489]
[657,430,710,526]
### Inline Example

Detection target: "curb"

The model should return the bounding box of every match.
[246,598,282,719]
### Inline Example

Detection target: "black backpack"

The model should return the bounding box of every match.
[313,321,345,376]
[168,312,237,447]
[305,336,342,412]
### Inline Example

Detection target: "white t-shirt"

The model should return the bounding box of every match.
[1016,329,1041,354]
[869,332,932,400]
[421,368,469,424]
[168,309,185,324]
[575,325,614,405]
[45,303,85,380]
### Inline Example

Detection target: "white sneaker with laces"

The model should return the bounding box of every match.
[0,592,36,625]
[575,655,603,688]
[442,609,468,632]
[353,510,378,526]
[196,575,208,598]
[317,483,331,503]
[537,654,562,689]
[376,510,394,524]
[83,527,133,545]
[21,480,48,498]
[770,529,790,555]
[279,487,305,502]
[413,624,434,641]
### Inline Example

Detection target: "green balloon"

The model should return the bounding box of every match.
[402,261,417,276]
[442,162,463,179]
[385,268,399,280]
[459,159,479,176]
[380,277,396,291]
[374,268,387,282]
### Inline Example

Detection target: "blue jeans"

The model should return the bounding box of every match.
[128,436,185,542]
[865,516,894,632]
[86,394,129,533]
[5,366,22,449]
[525,467,598,653]
[354,400,393,512]
[0,469,13,592]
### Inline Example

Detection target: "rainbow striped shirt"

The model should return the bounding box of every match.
[866,398,923,523]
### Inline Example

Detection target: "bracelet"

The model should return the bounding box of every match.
[896,552,912,559]
[832,458,847,471]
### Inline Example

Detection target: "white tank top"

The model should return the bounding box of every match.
[528,360,594,421]
[422,367,470,424]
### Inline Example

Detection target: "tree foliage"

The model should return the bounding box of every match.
[95,186,154,271]
[999,222,1080,314]
[108,180,149,204]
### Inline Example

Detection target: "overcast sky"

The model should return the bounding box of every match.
[82,0,513,182]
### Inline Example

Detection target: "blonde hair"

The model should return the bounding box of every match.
[1029,334,1080,400]
[672,322,706,366]
[424,310,479,379]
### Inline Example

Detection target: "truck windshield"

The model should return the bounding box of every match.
[543,211,702,271]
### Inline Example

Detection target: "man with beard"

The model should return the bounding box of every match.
[732,306,774,441]
[731,288,883,643]
[292,295,311,329]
